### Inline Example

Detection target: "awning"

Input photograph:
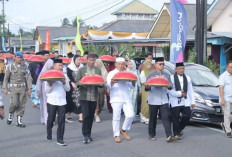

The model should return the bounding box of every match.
[88,30,149,40]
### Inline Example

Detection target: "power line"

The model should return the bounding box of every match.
[39,0,117,23]
[83,0,126,22]
[6,17,34,31]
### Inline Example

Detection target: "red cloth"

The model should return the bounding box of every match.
[106,63,115,73]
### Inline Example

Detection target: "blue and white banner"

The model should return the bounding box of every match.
[170,0,188,63]
[2,37,6,52]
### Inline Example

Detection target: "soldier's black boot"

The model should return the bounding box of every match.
[16,115,26,128]
[7,113,14,125]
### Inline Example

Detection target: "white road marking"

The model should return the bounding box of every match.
[195,124,224,133]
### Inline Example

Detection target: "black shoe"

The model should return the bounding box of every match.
[7,119,12,125]
[226,132,232,138]
[83,136,90,144]
[7,113,14,125]
[88,136,93,142]
[16,123,26,128]
[221,122,226,133]
[56,140,67,146]
[47,136,52,141]
[79,120,83,123]
[16,116,25,128]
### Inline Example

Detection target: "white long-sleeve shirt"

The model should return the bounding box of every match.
[107,69,134,104]
[168,74,195,107]
[45,74,70,106]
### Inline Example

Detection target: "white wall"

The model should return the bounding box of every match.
[212,1,232,32]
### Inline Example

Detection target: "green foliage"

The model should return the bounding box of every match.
[161,46,170,60]
[83,44,109,56]
[50,44,55,53]
[17,28,34,37]
[188,48,196,63]
[84,44,144,59]
[119,44,143,59]
[204,58,220,76]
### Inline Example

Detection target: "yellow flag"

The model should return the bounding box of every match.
[38,35,42,44]
[19,32,23,52]
[75,15,84,56]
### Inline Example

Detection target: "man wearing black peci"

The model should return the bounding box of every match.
[168,62,195,140]
[145,57,174,142]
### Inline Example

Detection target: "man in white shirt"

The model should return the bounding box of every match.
[219,61,232,138]
[107,57,135,143]
[168,62,195,140]
[45,59,70,146]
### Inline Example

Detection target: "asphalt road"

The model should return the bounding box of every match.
[0,94,232,157]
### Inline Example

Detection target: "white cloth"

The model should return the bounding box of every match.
[219,71,232,103]
[67,57,83,72]
[112,102,134,137]
[36,58,54,124]
[222,101,232,133]
[168,74,195,107]
[45,74,70,106]
[106,69,134,103]
[178,75,184,90]
[116,57,125,62]
[140,70,146,83]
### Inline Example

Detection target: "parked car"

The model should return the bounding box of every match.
[164,61,223,124]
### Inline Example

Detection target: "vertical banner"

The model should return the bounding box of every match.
[170,0,188,63]
[75,15,84,56]
[2,37,6,52]
[44,28,50,51]
[19,32,23,52]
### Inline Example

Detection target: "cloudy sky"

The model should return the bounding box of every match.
[4,0,214,33]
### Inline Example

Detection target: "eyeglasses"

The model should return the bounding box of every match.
[159,63,165,66]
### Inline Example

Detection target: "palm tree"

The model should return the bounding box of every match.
[61,18,71,26]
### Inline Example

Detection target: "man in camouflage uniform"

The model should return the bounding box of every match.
[3,52,32,128]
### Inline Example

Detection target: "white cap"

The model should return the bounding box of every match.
[116,57,125,62]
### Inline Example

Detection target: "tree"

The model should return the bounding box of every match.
[18,28,34,37]
[61,18,71,26]
[72,18,85,27]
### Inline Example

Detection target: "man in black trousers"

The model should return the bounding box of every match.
[45,59,70,146]
[168,62,195,140]
[76,53,102,144]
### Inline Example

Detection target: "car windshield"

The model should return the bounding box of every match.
[185,69,219,87]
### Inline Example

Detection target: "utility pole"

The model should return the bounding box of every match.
[195,0,207,65]
[0,0,8,51]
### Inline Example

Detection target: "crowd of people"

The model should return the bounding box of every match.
[0,49,232,147]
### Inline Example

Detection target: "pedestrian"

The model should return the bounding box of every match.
[94,59,108,123]
[28,52,43,108]
[138,53,153,73]
[66,54,83,123]
[127,60,141,121]
[219,61,232,138]
[36,50,53,125]
[76,53,102,144]
[3,51,32,127]
[51,50,59,60]
[145,57,174,142]
[168,62,195,140]
[45,59,70,146]
[140,59,154,124]
[107,57,135,143]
